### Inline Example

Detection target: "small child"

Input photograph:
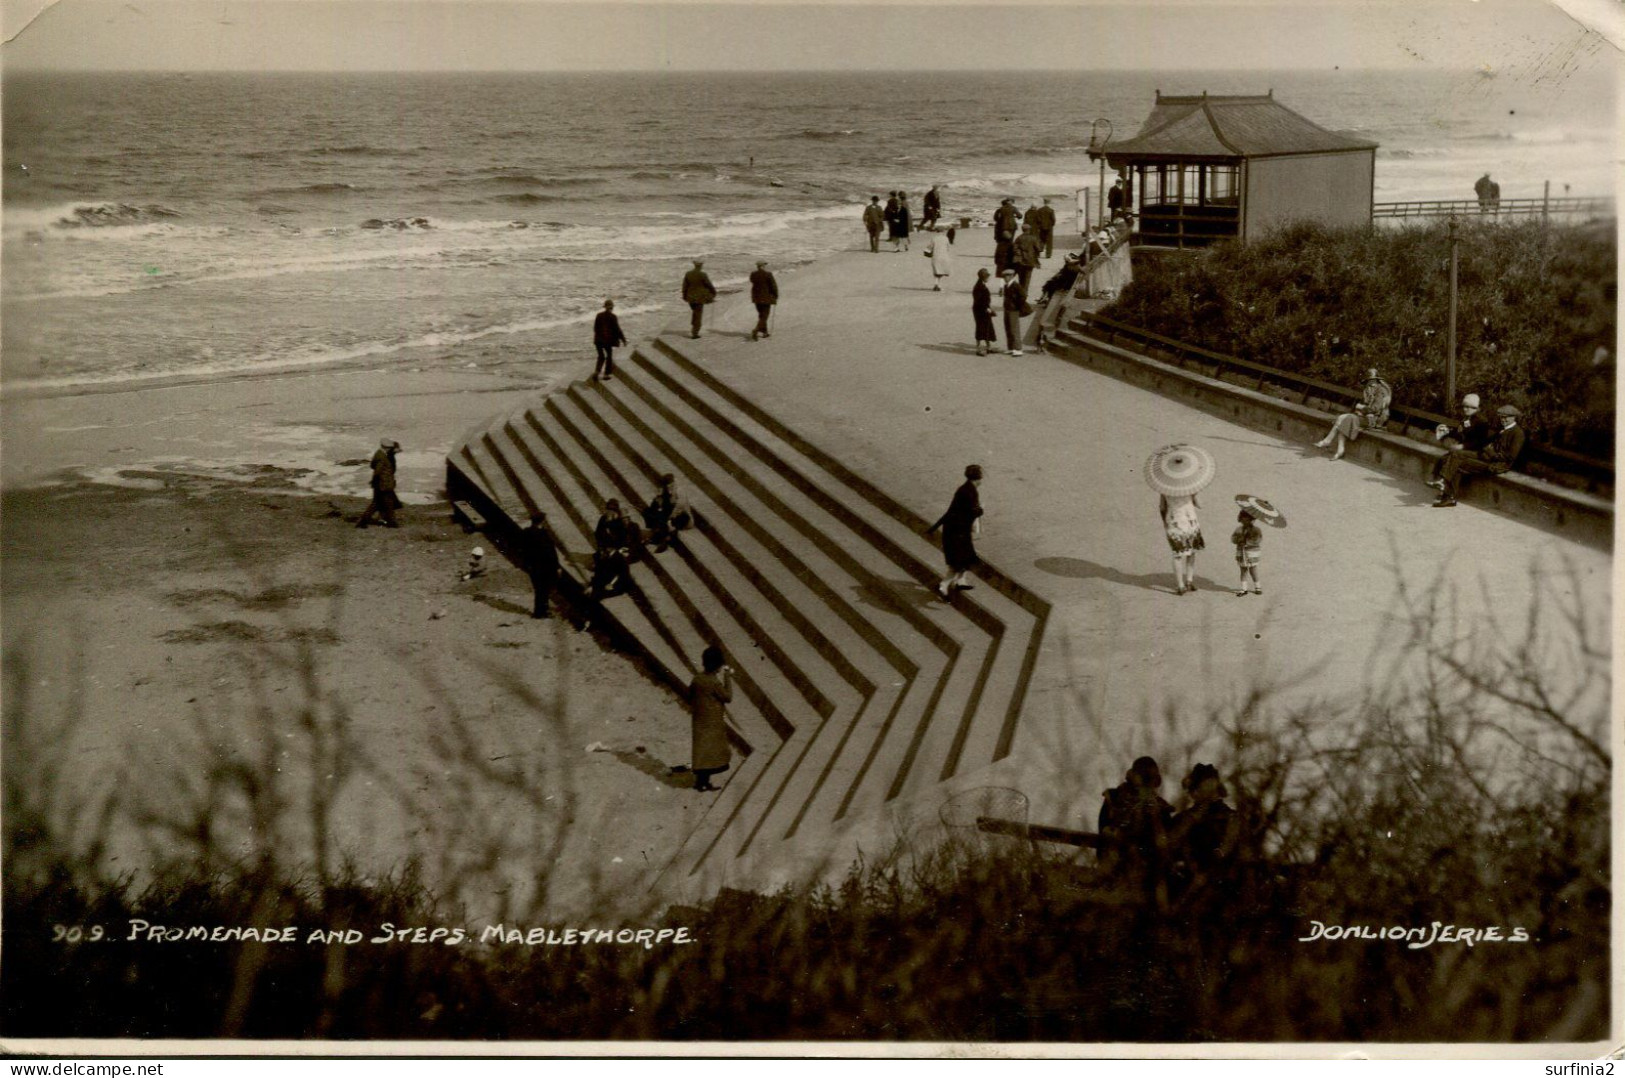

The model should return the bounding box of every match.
[460,546,486,582]
[1231,511,1263,596]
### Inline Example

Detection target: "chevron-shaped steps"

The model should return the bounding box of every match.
[446,337,1049,897]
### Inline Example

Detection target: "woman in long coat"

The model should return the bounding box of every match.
[926,464,983,599]
[971,269,998,355]
[891,192,912,251]
[688,646,733,792]
[1314,368,1392,460]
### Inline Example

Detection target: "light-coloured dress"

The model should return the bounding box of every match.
[1161,494,1205,555]
[927,235,953,279]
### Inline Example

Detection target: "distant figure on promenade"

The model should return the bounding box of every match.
[1031,197,1057,258]
[1313,368,1392,459]
[883,191,900,247]
[1168,763,1237,883]
[1012,224,1043,292]
[356,438,401,529]
[863,195,885,253]
[642,472,693,552]
[523,511,561,620]
[1108,178,1127,222]
[922,226,954,290]
[1159,491,1203,595]
[593,299,627,381]
[681,260,717,339]
[926,463,983,599]
[591,498,636,599]
[1427,393,1491,490]
[971,268,998,356]
[921,185,942,232]
[993,197,1019,244]
[1000,268,1029,357]
[749,260,778,340]
[891,192,912,251]
[1098,756,1173,882]
[1230,501,1268,597]
[1432,404,1527,508]
[993,228,1014,278]
[1474,173,1494,213]
[688,645,734,793]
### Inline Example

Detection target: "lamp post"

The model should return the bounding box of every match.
[1087,118,1112,232]
[1446,216,1459,407]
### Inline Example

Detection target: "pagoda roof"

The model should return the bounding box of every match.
[1101,92,1378,163]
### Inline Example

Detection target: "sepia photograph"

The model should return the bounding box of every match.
[0,0,1616,1055]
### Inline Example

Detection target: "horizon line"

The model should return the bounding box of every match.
[5,63,1495,75]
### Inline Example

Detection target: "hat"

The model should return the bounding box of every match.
[1498,404,1521,418]
[659,472,675,485]
[471,546,485,557]
[999,268,1016,277]
[1183,763,1227,797]
[964,464,983,480]
[756,260,767,267]
[1462,393,1481,409]
[605,498,621,511]
[380,438,400,450]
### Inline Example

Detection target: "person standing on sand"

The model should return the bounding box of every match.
[863,196,885,253]
[1000,269,1029,357]
[926,463,983,599]
[891,192,912,251]
[523,511,561,619]
[921,185,943,232]
[972,268,998,356]
[356,438,401,529]
[749,260,778,341]
[1012,224,1042,293]
[922,227,954,290]
[688,645,734,792]
[592,299,627,381]
[681,260,717,339]
[1032,197,1057,259]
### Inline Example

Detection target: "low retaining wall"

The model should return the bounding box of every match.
[1050,325,1613,550]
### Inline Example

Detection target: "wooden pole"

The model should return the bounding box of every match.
[1447,217,1459,407]
[1543,179,1551,225]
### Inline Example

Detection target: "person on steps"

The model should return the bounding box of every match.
[926,464,983,599]
[688,645,734,792]
[593,298,627,381]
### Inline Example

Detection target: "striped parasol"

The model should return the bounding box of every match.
[1144,443,1216,497]
[1235,493,1287,528]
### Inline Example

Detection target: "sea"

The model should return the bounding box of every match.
[3,68,1616,394]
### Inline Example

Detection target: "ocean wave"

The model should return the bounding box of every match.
[493,192,573,205]
[795,128,863,140]
[43,202,184,229]
[307,144,419,157]
[254,182,365,196]
[361,217,433,230]
[628,170,673,181]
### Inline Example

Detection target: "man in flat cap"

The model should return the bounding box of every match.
[1432,403,1527,507]
[749,260,779,342]
[356,438,401,528]
[681,260,717,340]
[523,512,561,619]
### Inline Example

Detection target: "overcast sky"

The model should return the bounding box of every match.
[1,0,1618,72]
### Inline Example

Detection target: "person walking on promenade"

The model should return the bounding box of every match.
[863,195,886,253]
[523,511,561,619]
[591,498,636,599]
[681,260,717,339]
[1030,197,1057,258]
[884,191,900,242]
[1107,178,1127,222]
[926,464,983,599]
[749,260,778,340]
[1012,224,1042,292]
[1313,368,1392,459]
[1432,404,1527,507]
[891,191,912,251]
[921,184,942,232]
[688,645,734,792]
[971,268,998,356]
[1160,491,1204,594]
[1427,393,1491,490]
[993,197,1019,243]
[356,438,402,528]
[593,298,627,381]
[922,226,954,290]
[1474,173,1494,213]
[642,472,693,552]
[1000,268,1029,356]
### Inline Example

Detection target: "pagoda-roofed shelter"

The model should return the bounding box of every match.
[1095,91,1378,249]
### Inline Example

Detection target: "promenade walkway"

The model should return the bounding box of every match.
[451,224,1610,901]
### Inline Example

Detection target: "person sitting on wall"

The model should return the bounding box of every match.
[1432,404,1527,507]
[642,473,694,553]
[1427,392,1493,491]
[1313,368,1392,460]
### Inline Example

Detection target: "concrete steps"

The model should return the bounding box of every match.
[445,339,1050,898]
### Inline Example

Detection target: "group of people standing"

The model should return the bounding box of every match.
[863,186,949,254]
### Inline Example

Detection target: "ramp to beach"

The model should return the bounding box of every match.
[448,227,1610,903]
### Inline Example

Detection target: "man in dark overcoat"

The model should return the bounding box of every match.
[522,512,561,619]
[926,463,984,599]
[863,196,886,253]
[681,260,717,339]
[920,185,942,232]
[749,261,778,341]
[1011,224,1043,293]
[1031,197,1057,258]
[1433,404,1528,507]
[356,438,401,528]
[593,298,627,380]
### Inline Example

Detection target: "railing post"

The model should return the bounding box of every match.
[1446,216,1459,408]
[1543,180,1550,225]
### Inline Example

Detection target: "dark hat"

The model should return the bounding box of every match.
[659,472,675,485]
[1129,755,1163,786]
[1498,404,1521,417]
[1183,762,1227,797]
[756,260,768,267]
[605,498,620,511]
[964,463,983,480]
[530,511,548,524]
[603,298,614,308]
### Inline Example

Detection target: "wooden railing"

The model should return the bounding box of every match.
[1373,196,1612,220]
[1068,311,1614,494]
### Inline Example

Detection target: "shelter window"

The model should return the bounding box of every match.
[1208,166,1239,205]
[1182,165,1202,205]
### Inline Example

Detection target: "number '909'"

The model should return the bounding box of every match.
[52,925,104,943]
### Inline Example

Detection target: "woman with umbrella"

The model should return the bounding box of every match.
[1231,494,1285,596]
[1145,444,1214,595]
